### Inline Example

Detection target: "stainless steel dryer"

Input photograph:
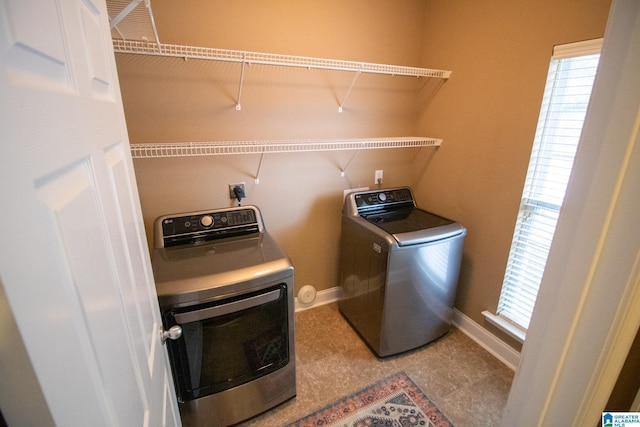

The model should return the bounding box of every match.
[339,187,466,357]
[151,205,295,427]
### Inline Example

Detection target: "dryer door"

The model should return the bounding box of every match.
[163,284,290,401]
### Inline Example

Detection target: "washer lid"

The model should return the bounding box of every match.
[364,208,466,246]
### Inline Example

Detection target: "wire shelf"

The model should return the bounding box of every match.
[130,137,442,159]
[108,1,159,44]
[112,39,451,79]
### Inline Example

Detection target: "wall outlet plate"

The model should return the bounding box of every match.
[374,170,383,185]
[229,182,246,199]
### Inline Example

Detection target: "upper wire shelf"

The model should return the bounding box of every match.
[130,137,442,159]
[112,39,452,79]
[108,0,160,44]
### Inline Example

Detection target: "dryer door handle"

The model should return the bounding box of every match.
[161,325,183,343]
[173,288,281,324]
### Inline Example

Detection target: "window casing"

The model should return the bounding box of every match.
[496,39,602,334]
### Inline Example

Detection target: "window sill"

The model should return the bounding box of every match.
[482,311,526,344]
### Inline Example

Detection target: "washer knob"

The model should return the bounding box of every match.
[200,215,214,227]
[379,193,387,202]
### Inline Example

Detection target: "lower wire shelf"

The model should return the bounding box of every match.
[129,137,442,158]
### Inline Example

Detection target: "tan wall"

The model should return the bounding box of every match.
[414,0,611,331]
[118,0,610,338]
[119,0,430,296]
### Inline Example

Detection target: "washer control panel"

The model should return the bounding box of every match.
[354,188,414,212]
[156,207,261,248]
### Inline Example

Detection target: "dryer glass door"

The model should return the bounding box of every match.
[163,284,290,401]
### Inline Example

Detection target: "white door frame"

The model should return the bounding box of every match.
[501,0,640,425]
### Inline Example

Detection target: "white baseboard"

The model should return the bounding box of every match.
[295,286,342,312]
[294,286,520,371]
[452,308,520,371]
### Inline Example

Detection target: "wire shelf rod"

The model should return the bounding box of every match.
[112,39,452,79]
[339,70,362,113]
[129,137,442,159]
[236,54,247,110]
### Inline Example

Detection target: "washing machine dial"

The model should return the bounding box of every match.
[200,215,214,228]
[378,193,387,202]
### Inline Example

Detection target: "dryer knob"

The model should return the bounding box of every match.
[200,215,214,227]
[379,193,387,202]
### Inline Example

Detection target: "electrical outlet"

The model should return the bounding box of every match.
[228,182,246,200]
[374,170,383,185]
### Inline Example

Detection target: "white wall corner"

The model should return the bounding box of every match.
[452,308,521,371]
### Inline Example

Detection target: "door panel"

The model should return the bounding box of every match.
[3,0,70,88]
[36,159,147,426]
[0,1,180,426]
[78,0,113,98]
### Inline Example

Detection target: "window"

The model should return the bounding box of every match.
[489,39,602,339]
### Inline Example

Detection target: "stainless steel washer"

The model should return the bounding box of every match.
[151,205,295,426]
[339,187,466,357]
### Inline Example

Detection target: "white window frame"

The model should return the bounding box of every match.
[484,39,603,342]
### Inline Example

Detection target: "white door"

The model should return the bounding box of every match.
[0,1,180,426]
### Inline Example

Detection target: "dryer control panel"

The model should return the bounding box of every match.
[154,207,263,248]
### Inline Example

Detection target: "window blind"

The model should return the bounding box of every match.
[497,40,601,332]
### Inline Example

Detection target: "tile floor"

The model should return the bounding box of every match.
[239,302,514,427]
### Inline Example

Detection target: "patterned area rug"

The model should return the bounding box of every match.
[285,371,454,427]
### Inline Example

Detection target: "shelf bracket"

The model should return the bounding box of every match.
[340,150,361,177]
[254,152,265,184]
[236,54,247,111]
[338,69,362,113]
[144,0,162,47]
[109,0,143,29]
